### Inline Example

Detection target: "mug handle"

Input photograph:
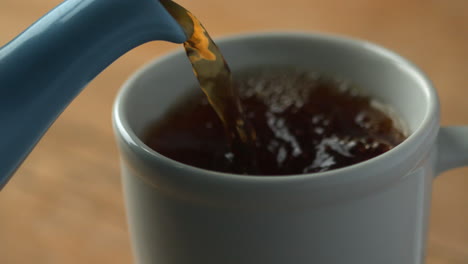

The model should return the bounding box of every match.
[436,126,468,174]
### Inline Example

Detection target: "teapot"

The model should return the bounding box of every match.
[0,0,187,188]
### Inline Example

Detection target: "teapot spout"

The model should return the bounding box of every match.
[0,0,186,188]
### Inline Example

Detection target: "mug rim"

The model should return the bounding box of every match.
[113,31,440,186]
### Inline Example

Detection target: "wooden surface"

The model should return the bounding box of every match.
[0,0,467,263]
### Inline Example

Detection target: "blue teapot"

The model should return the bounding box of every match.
[0,0,187,188]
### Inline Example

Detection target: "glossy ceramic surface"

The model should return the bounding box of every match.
[113,32,468,264]
[0,0,186,188]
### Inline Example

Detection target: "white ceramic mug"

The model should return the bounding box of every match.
[112,32,468,264]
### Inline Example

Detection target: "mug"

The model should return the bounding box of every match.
[112,32,467,264]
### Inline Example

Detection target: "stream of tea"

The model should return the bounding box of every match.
[161,0,259,174]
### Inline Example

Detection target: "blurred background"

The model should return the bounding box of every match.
[0,0,466,263]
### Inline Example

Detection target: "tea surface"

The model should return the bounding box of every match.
[144,68,407,175]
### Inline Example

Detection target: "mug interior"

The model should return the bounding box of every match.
[115,32,438,178]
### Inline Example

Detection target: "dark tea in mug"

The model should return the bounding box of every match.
[143,68,407,175]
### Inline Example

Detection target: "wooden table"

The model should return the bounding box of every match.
[0,0,466,263]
